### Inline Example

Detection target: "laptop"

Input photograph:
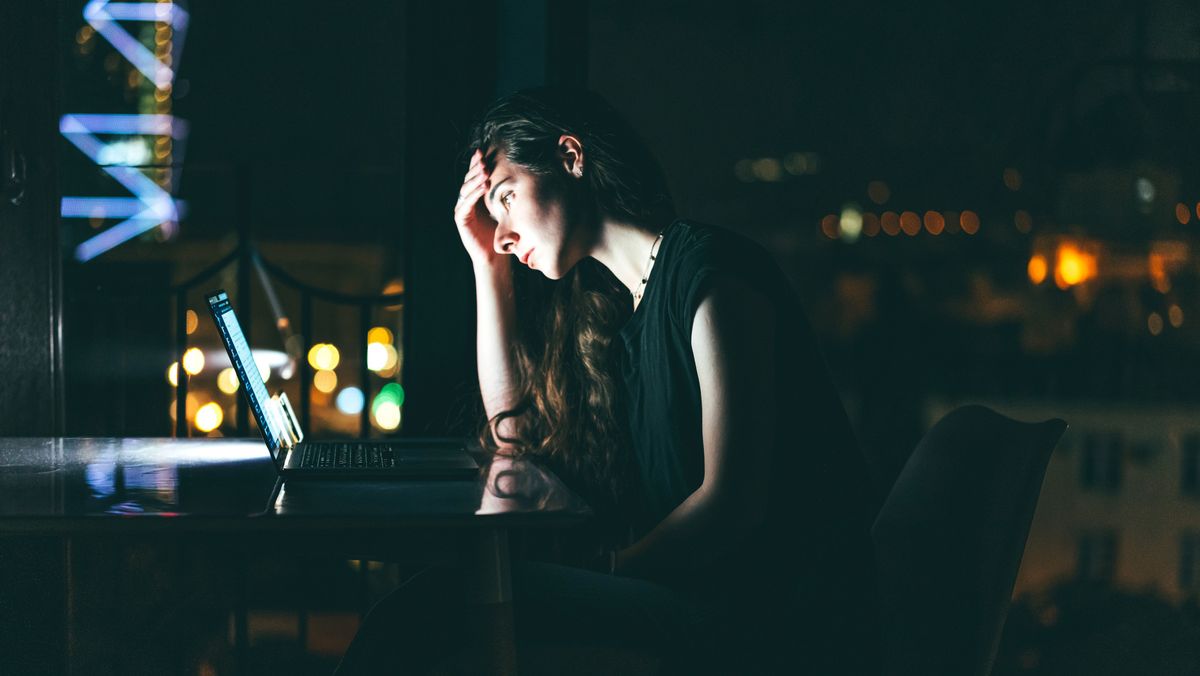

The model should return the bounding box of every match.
[206,289,479,479]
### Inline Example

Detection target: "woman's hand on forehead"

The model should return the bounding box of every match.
[453,148,504,268]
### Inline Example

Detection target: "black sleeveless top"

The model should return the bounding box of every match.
[617,219,878,628]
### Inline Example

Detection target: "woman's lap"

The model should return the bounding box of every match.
[335,560,730,675]
[512,561,722,673]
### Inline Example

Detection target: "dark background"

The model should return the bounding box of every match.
[9,0,1200,672]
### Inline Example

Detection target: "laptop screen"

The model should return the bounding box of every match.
[206,290,291,459]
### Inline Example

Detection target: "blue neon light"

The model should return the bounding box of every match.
[84,1,189,88]
[61,197,151,218]
[60,114,188,138]
[63,2,191,262]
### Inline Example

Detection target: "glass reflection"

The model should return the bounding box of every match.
[83,457,179,515]
[85,454,116,498]
[476,455,589,515]
[0,438,275,518]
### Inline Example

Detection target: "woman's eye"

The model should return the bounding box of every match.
[501,192,513,209]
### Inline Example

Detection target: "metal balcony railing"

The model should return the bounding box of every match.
[164,232,403,440]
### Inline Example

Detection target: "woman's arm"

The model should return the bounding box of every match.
[454,149,525,445]
[474,261,524,443]
[614,275,777,577]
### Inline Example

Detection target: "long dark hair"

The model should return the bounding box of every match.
[467,87,674,512]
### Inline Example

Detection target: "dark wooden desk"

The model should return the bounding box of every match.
[0,437,591,675]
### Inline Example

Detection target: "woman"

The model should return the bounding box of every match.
[338,87,879,675]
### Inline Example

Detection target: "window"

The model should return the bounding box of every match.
[1076,530,1118,583]
[1080,431,1122,492]
[1181,532,1200,592]
[1182,434,1200,496]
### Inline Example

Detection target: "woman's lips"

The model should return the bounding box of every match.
[520,248,533,265]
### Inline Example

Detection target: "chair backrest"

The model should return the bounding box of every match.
[871,405,1066,676]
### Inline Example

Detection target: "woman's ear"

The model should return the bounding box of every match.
[558,134,584,179]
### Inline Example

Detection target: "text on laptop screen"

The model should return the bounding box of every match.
[207,291,289,452]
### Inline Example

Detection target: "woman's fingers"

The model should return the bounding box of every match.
[462,162,484,185]
[462,156,488,188]
[454,179,489,222]
[458,173,488,205]
[453,149,492,227]
[461,167,486,194]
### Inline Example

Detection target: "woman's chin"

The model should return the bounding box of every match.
[532,256,568,279]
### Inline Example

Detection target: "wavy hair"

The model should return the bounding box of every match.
[466,87,674,513]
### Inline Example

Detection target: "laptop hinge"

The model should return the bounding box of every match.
[271,391,304,450]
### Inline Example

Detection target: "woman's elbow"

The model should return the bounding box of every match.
[702,481,770,531]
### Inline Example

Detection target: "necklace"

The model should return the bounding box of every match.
[632,229,665,305]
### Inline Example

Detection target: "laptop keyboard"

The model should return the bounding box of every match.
[299,442,395,469]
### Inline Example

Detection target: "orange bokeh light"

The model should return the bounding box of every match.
[1028,254,1048,285]
[820,214,838,240]
[923,210,945,235]
[960,210,981,235]
[862,213,880,237]
[1053,242,1097,289]
[881,211,901,236]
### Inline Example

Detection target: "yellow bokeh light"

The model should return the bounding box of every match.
[1169,305,1185,328]
[367,327,393,345]
[167,362,178,387]
[381,343,398,371]
[185,309,198,335]
[1053,242,1097,289]
[367,342,388,371]
[1148,312,1164,336]
[195,402,224,433]
[182,347,205,375]
[783,152,810,175]
[314,369,338,394]
[307,343,340,371]
[1027,254,1048,285]
[751,158,783,182]
[169,394,199,422]
[374,402,401,430]
[377,345,401,377]
[217,367,240,394]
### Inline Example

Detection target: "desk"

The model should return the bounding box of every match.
[0,437,591,675]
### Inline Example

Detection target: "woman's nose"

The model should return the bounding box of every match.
[493,225,516,255]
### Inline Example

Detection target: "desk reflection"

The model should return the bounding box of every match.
[0,438,591,526]
[476,455,588,515]
[0,438,278,520]
[270,454,590,521]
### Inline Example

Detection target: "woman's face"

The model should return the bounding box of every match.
[484,151,591,280]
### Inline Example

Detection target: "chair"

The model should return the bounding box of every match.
[871,404,1067,676]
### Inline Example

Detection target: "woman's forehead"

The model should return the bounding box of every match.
[486,149,513,173]
[487,153,532,185]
